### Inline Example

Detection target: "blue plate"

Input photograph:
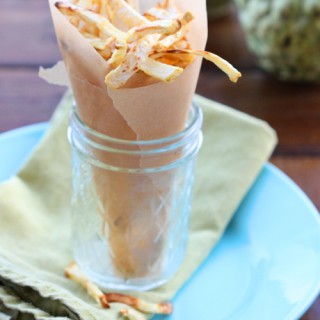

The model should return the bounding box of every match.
[1,124,320,320]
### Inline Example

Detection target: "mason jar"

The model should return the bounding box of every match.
[68,102,203,291]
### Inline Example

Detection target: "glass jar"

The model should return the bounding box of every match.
[68,103,203,291]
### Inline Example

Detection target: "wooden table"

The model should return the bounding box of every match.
[1,1,319,318]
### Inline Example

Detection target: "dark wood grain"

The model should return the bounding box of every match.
[0,1,319,319]
[197,68,320,155]
[0,0,61,67]
[0,69,64,132]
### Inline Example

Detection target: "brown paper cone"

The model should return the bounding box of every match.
[48,0,207,279]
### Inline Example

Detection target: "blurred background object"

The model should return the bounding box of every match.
[235,0,320,82]
[207,0,233,19]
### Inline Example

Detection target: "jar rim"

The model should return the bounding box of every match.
[69,100,203,172]
[71,99,202,147]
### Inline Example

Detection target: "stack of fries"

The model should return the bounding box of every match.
[55,0,241,89]
[49,0,241,287]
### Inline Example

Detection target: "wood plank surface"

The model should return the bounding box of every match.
[0,0,61,66]
[197,68,320,155]
[0,69,64,132]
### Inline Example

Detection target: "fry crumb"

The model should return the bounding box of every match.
[64,261,110,308]
[106,293,173,314]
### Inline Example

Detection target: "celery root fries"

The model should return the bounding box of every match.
[55,0,241,89]
[51,0,242,303]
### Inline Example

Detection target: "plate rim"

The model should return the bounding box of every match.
[0,122,48,141]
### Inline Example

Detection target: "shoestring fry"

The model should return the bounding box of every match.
[55,0,241,89]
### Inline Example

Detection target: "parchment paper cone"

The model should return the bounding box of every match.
[48,0,207,279]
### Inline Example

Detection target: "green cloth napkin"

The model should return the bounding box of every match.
[0,92,277,319]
